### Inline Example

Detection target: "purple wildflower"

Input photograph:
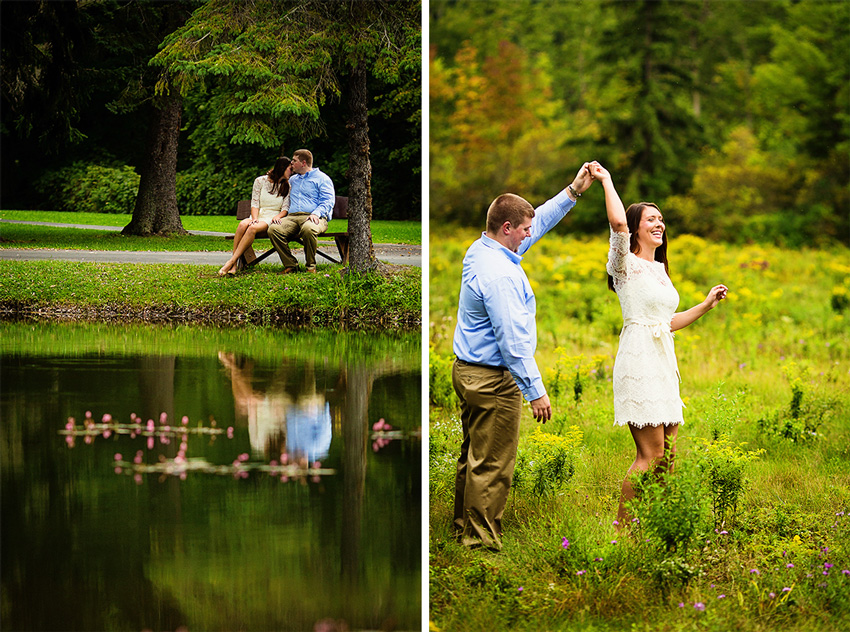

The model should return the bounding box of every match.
[694,602,705,611]
[562,537,570,550]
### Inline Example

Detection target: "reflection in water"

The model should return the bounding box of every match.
[0,322,420,632]
[219,352,332,463]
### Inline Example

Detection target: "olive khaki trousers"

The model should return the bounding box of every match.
[452,358,522,551]
[267,214,328,270]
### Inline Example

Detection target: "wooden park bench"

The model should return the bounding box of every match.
[230,196,350,268]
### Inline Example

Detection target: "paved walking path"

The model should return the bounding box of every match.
[0,219,421,267]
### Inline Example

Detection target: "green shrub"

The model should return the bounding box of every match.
[757,361,834,442]
[175,166,256,216]
[513,425,583,497]
[38,162,141,214]
[630,457,708,554]
[429,347,457,409]
[694,437,763,530]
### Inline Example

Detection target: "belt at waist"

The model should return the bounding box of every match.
[455,358,508,371]
[622,319,680,382]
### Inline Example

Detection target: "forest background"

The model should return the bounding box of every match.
[1,0,421,223]
[429,0,848,245]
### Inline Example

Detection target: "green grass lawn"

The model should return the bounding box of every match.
[0,210,421,249]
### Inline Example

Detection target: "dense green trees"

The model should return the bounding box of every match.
[1,0,421,235]
[430,0,849,245]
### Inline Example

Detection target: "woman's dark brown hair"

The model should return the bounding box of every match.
[607,202,670,292]
[267,156,291,198]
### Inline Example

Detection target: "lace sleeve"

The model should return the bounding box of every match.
[606,227,631,281]
[250,176,264,209]
[281,193,290,213]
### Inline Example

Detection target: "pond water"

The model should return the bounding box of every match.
[0,322,421,632]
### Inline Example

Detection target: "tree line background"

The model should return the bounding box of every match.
[1,0,421,222]
[430,0,849,246]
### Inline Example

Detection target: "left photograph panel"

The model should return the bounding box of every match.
[0,0,423,630]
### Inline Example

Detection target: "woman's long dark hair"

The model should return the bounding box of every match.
[266,156,291,198]
[607,202,670,292]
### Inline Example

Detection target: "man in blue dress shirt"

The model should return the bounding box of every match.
[268,149,336,273]
[452,163,595,551]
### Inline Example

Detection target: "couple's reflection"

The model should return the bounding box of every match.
[218,352,332,463]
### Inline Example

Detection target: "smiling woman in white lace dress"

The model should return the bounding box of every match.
[589,161,729,528]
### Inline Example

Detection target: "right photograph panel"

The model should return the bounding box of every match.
[428,1,850,630]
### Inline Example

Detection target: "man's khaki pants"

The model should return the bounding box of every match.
[452,358,522,551]
[267,214,328,270]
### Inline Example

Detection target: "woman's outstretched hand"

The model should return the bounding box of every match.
[704,284,729,309]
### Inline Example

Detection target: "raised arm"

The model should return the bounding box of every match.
[589,162,627,233]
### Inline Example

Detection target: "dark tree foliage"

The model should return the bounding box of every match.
[155,0,421,271]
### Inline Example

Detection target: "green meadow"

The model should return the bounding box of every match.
[429,227,850,632]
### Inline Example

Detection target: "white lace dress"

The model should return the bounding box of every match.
[607,228,683,427]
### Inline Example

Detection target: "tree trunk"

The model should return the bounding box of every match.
[122,94,186,236]
[346,59,379,273]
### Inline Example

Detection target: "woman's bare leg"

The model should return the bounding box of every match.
[616,423,668,528]
[219,220,269,274]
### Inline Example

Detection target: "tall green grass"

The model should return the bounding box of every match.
[429,228,850,631]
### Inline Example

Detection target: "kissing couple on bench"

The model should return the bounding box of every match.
[218,148,335,276]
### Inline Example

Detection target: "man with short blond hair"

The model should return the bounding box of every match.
[452,163,595,551]
[268,148,335,273]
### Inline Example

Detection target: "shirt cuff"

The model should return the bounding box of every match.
[523,380,547,402]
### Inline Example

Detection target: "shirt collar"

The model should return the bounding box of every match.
[480,232,523,264]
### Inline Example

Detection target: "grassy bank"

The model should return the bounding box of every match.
[429,228,850,631]
[0,210,421,249]
[0,213,421,329]
[0,260,420,329]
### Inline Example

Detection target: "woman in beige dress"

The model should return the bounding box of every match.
[218,156,291,276]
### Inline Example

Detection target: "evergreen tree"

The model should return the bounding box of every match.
[154,0,421,272]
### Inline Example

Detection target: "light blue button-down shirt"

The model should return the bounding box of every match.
[288,168,336,220]
[453,189,576,401]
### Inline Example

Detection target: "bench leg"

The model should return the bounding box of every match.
[334,236,350,265]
